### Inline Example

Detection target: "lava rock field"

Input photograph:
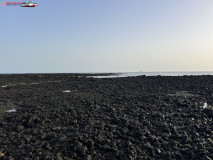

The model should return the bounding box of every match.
[0,74,213,160]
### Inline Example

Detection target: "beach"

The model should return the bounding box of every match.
[0,74,212,159]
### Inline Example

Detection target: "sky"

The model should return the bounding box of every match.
[1,0,213,73]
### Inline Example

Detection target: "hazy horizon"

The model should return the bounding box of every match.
[1,71,213,74]
[1,0,213,73]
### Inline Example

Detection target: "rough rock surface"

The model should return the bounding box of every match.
[0,74,213,160]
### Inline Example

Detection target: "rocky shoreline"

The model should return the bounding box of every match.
[0,74,213,160]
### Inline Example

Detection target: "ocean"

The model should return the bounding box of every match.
[90,71,213,78]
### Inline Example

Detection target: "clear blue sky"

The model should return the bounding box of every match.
[1,0,213,73]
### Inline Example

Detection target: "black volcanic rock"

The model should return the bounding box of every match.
[0,74,213,159]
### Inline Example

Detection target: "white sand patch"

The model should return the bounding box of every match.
[1,81,61,88]
[202,102,208,109]
[62,90,71,93]
[62,90,78,93]
[47,80,61,83]
[167,91,199,97]
[30,82,39,85]
[6,109,16,113]
[201,102,213,109]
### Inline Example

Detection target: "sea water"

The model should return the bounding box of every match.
[89,71,213,78]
